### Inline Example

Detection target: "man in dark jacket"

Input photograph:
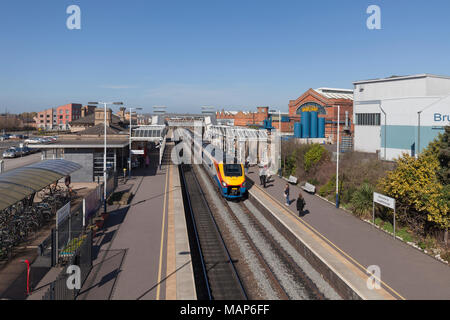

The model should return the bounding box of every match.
[297,193,306,216]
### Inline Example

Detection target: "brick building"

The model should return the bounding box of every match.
[55,103,82,130]
[34,108,57,130]
[288,88,354,143]
[216,107,270,127]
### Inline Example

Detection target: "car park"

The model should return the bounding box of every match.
[2,147,19,158]
[24,138,41,144]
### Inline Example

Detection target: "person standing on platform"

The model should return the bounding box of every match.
[262,165,268,188]
[284,183,290,206]
[259,165,264,186]
[296,193,305,216]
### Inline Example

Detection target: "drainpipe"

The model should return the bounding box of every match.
[379,102,387,160]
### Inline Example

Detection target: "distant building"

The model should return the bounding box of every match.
[216,107,270,127]
[55,103,82,130]
[288,88,354,144]
[34,108,57,130]
[353,74,450,160]
[70,108,128,133]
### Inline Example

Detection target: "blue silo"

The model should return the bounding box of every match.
[310,111,318,138]
[301,111,310,138]
[318,117,325,138]
[294,122,302,138]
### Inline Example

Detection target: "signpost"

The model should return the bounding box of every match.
[373,192,396,238]
[131,150,144,155]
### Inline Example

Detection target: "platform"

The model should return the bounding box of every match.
[246,169,450,300]
[28,143,196,300]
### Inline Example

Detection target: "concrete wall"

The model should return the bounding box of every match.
[64,149,94,182]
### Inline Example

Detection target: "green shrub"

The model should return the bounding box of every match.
[375,217,383,226]
[304,144,326,172]
[319,175,336,197]
[383,221,394,233]
[350,183,374,217]
[396,227,414,242]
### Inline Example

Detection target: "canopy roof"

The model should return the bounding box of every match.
[0,159,82,211]
[131,125,168,141]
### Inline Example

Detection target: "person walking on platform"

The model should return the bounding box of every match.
[296,193,305,216]
[284,183,290,205]
[259,165,264,186]
[262,165,268,188]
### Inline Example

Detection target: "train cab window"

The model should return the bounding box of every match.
[224,164,242,177]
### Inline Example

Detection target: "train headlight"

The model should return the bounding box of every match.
[222,181,227,187]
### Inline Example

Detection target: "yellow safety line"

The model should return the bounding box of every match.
[253,183,406,300]
[166,164,177,300]
[156,165,170,300]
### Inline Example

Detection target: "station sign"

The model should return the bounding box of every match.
[131,150,145,155]
[373,192,395,210]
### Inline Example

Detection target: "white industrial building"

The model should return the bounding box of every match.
[353,74,450,160]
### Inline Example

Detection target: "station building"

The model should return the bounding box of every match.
[353,74,450,160]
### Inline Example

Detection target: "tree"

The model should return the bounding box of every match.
[437,126,450,185]
[378,153,449,233]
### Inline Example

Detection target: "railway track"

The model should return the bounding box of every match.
[192,164,341,300]
[179,164,247,300]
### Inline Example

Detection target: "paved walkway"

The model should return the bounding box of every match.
[77,145,196,300]
[247,169,450,300]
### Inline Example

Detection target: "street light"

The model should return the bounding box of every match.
[88,101,123,213]
[335,105,340,208]
[270,109,282,177]
[129,107,143,177]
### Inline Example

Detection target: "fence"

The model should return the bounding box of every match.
[42,231,93,300]
[37,171,118,267]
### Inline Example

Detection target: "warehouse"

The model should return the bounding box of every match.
[353,74,450,160]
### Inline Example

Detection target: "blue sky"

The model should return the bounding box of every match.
[1,0,450,114]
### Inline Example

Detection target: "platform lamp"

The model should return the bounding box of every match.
[269,109,282,177]
[129,107,143,178]
[335,105,341,208]
[89,101,123,213]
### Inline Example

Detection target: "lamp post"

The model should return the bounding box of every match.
[129,107,143,177]
[270,109,282,177]
[89,102,123,213]
[336,105,340,208]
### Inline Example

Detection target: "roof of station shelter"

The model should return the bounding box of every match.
[206,125,268,140]
[0,159,82,211]
[131,125,168,141]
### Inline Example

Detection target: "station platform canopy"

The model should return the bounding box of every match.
[0,159,82,211]
[206,125,268,141]
[131,125,168,142]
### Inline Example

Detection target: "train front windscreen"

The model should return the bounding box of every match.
[223,164,243,177]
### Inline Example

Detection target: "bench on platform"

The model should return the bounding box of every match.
[301,182,316,194]
[282,175,298,185]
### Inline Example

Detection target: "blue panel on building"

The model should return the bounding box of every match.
[310,111,318,138]
[301,111,310,138]
[294,122,302,138]
[318,117,325,138]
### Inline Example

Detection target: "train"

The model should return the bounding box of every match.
[176,128,247,199]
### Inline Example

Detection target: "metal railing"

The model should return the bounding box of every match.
[42,231,92,300]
